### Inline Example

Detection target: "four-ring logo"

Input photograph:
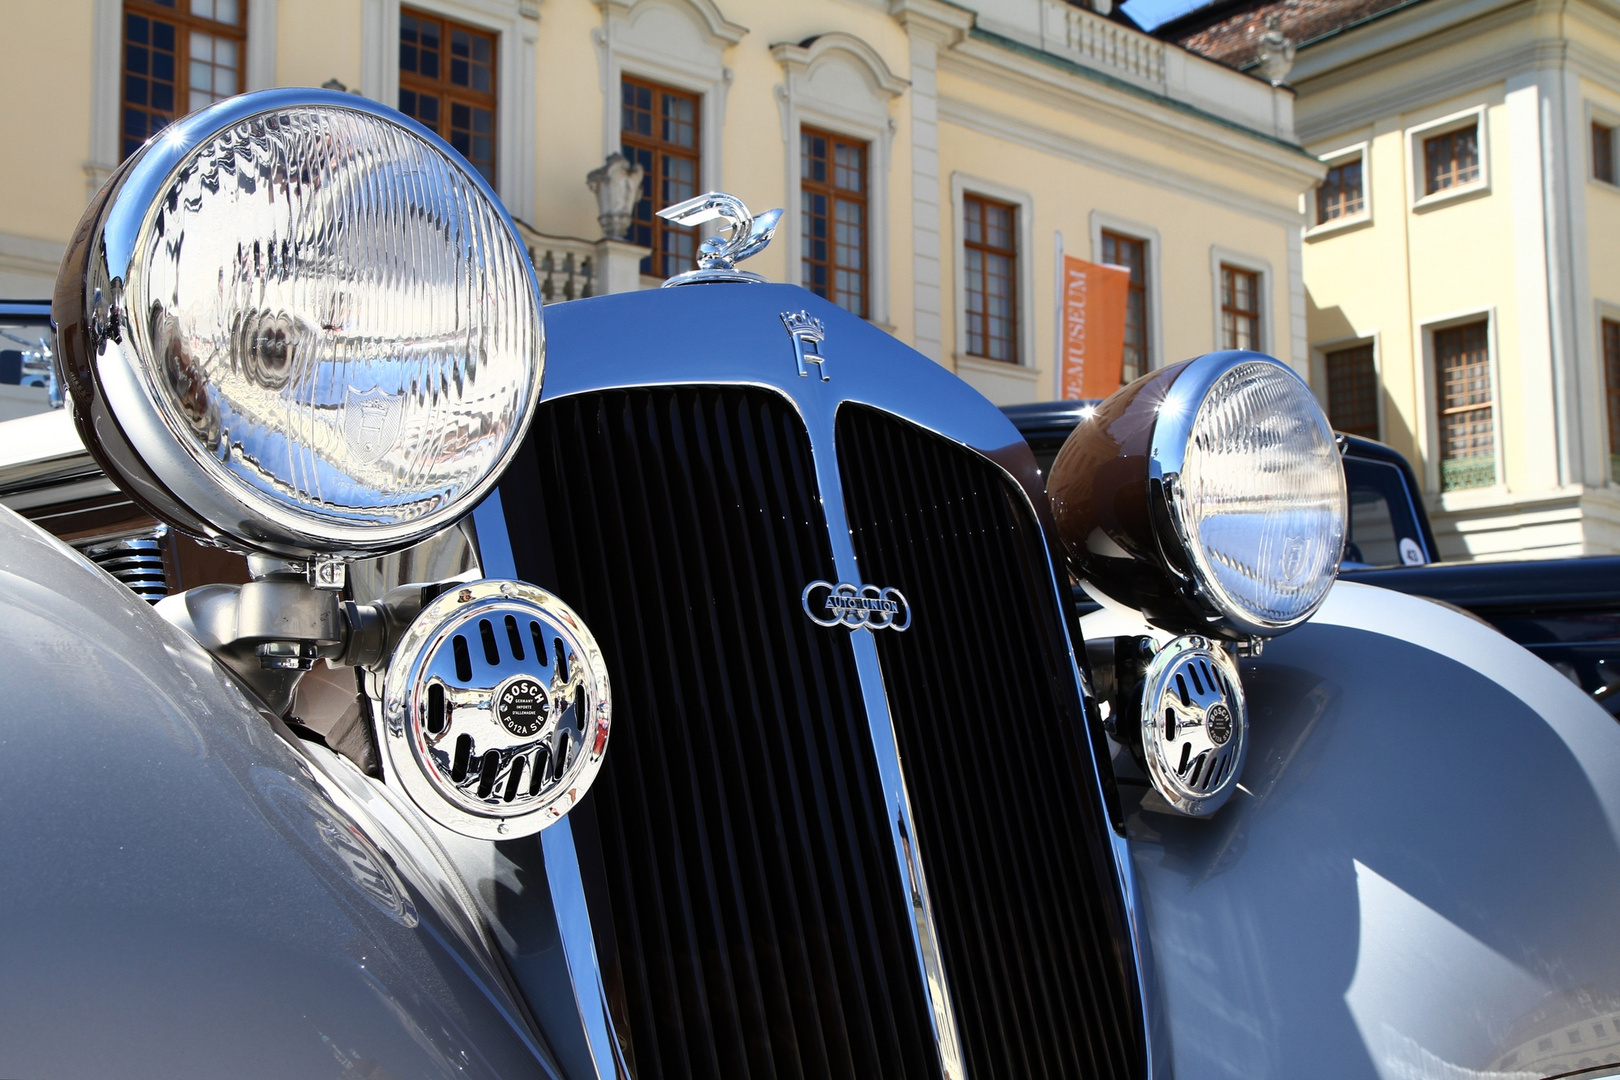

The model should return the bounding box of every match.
[802,581,912,631]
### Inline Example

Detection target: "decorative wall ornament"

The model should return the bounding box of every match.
[586,153,646,239]
[1256,16,1295,86]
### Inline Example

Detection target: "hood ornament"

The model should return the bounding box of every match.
[658,192,784,287]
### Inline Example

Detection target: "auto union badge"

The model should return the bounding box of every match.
[802,580,911,631]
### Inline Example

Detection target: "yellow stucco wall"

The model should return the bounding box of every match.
[276,0,363,91]
[936,106,1302,394]
[0,1,97,254]
[1297,0,1620,558]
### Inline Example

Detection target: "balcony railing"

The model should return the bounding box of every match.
[514,224,596,302]
[1028,0,1290,140]
[1042,0,1166,87]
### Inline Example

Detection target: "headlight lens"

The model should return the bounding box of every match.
[56,91,541,557]
[1170,359,1346,632]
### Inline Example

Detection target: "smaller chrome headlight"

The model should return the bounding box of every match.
[1049,351,1347,637]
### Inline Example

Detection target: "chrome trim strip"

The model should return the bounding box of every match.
[805,405,969,1080]
[474,491,627,1080]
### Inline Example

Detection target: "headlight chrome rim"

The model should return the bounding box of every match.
[1147,351,1346,636]
[1047,349,1346,638]
[54,88,544,558]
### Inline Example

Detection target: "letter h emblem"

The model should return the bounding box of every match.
[780,311,830,382]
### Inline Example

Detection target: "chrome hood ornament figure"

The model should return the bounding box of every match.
[657,191,784,286]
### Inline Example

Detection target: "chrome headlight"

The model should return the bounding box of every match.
[54,89,542,558]
[1049,351,1347,637]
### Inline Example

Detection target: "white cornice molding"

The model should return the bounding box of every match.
[769,32,910,97]
[938,95,1313,226]
[596,0,745,44]
[939,40,1323,189]
[1296,38,1555,141]
[0,233,67,290]
[1290,0,1528,83]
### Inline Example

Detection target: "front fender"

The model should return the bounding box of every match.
[0,506,557,1080]
[1113,582,1620,1079]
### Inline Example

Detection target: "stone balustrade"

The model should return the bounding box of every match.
[515,226,597,302]
[1042,1,1167,87]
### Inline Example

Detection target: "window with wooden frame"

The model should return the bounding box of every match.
[1424,124,1479,195]
[399,8,497,185]
[1595,122,1616,185]
[1325,343,1378,438]
[1101,231,1148,381]
[1604,319,1620,480]
[1220,265,1260,351]
[801,128,869,318]
[1317,156,1365,224]
[620,76,700,279]
[122,0,245,161]
[1434,320,1495,491]
[962,195,1018,363]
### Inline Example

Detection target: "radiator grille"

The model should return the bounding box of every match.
[837,404,1144,1080]
[521,388,938,1080]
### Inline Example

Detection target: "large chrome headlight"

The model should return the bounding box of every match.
[1049,351,1347,637]
[54,89,542,558]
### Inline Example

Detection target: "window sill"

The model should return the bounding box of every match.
[955,354,1038,380]
[1305,213,1373,241]
[954,354,1041,406]
[1435,483,1510,513]
[1590,176,1620,192]
[1412,181,1490,213]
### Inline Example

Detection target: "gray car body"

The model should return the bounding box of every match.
[0,508,561,1080]
[4,279,1619,1079]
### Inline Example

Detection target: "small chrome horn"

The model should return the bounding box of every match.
[380,580,610,839]
[1139,635,1247,816]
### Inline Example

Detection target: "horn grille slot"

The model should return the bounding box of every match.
[380,580,611,839]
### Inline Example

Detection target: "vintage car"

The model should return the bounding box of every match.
[4,87,1620,1080]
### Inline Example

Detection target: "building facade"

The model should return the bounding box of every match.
[0,0,1320,412]
[1170,0,1620,560]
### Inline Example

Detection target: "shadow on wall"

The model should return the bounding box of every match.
[1307,290,1418,479]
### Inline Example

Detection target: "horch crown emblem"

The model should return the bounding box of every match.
[780,311,830,382]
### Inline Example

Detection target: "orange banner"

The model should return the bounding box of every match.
[1058,256,1130,400]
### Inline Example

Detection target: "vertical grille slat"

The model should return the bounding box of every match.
[838,404,1145,1080]
[520,388,939,1080]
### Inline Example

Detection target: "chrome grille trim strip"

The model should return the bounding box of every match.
[808,416,969,1080]
[473,492,630,1080]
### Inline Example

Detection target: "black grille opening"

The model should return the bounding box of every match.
[517,388,939,1080]
[838,404,1145,1080]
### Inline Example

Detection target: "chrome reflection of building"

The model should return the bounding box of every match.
[1489,988,1620,1075]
